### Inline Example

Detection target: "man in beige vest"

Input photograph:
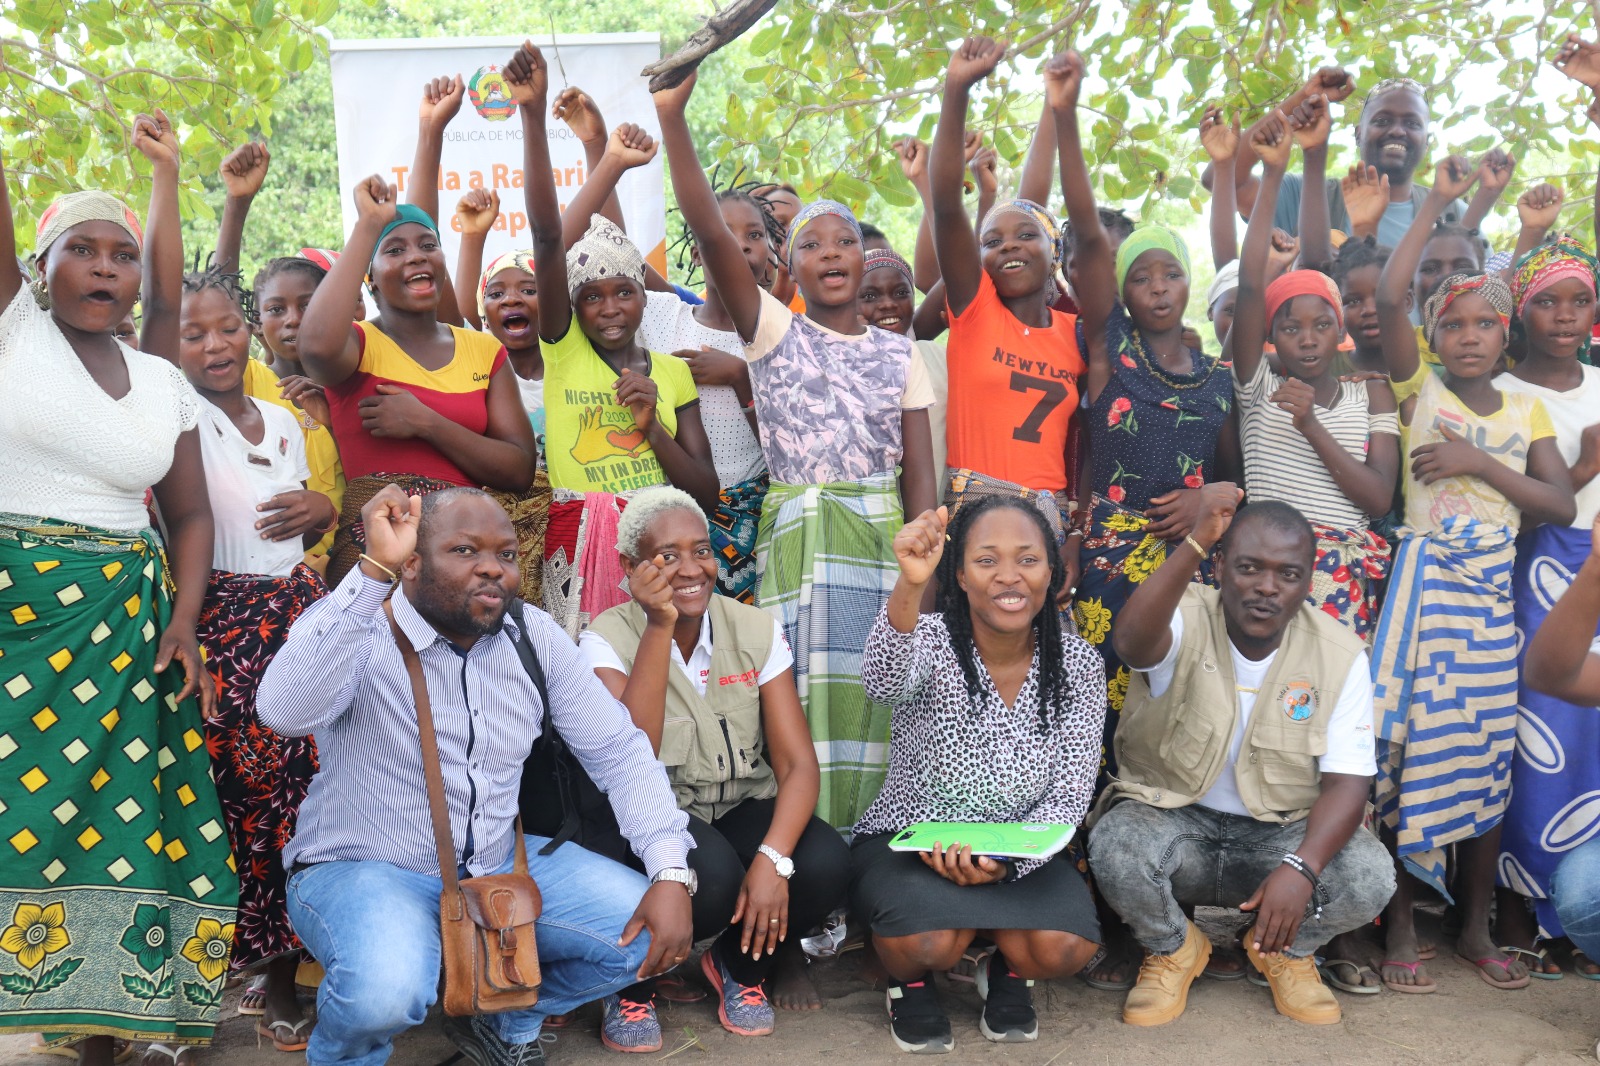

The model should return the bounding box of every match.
[1088,486,1394,1028]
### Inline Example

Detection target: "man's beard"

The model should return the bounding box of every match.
[412,563,510,638]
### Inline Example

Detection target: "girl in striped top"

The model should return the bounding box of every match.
[1228,110,1400,638]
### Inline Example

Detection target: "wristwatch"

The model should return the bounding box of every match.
[757,844,795,879]
[651,867,699,897]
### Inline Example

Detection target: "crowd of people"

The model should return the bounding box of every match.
[5,28,1600,1066]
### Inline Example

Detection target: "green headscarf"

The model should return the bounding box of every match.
[1114,226,1191,295]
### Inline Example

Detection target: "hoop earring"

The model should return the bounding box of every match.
[30,274,49,310]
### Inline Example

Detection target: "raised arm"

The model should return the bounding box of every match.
[1016,97,1058,204]
[1048,49,1114,400]
[297,176,396,385]
[407,75,464,227]
[452,188,498,331]
[1513,184,1565,270]
[1199,105,1240,269]
[564,124,659,250]
[1112,484,1241,669]
[590,561,679,753]
[1461,148,1515,232]
[507,42,571,344]
[1376,156,1478,384]
[1233,67,1352,200]
[653,69,763,342]
[1227,111,1293,386]
[554,88,627,230]
[896,139,940,294]
[1290,94,1334,273]
[931,36,1006,317]
[214,141,270,275]
[971,144,999,244]
[133,110,184,362]
[1339,163,1390,244]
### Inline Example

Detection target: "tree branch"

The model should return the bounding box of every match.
[642,0,780,91]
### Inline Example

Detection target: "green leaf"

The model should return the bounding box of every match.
[182,981,219,1008]
[31,957,82,995]
[0,972,35,995]
[122,973,160,999]
[251,0,275,29]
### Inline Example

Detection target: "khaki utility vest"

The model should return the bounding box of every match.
[1093,585,1364,825]
[587,596,778,822]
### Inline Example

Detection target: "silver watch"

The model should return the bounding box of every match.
[758,844,795,879]
[651,867,698,896]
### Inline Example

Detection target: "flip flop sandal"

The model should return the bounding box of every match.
[257,1017,314,1052]
[1417,943,1437,961]
[1076,945,1136,991]
[947,944,993,985]
[1569,948,1600,981]
[1319,958,1382,995]
[1380,960,1437,994]
[1457,954,1532,990]
[238,973,270,1015]
[142,1045,196,1065]
[1501,946,1563,980]
[33,1037,136,1063]
[1203,947,1248,982]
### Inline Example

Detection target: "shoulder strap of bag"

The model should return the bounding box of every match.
[385,600,531,886]
[507,599,582,857]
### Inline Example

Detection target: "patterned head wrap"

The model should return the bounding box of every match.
[1485,250,1513,274]
[477,250,536,320]
[978,198,1063,270]
[566,214,645,301]
[861,248,914,291]
[1206,260,1240,312]
[35,191,143,257]
[1114,226,1191,295]
[784,199,863,264]
[1422,272,1513,348]
[1264,269,1345,335]
[1510,236,1599,318]
[298,248,341,273]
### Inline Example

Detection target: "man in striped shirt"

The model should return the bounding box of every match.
[259,485,695,1066]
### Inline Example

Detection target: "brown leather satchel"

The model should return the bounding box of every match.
[386,603,542,1015]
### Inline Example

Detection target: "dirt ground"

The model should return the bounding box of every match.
[3,911,1598,1066]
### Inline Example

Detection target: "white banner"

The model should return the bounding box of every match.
[328,33,667,280]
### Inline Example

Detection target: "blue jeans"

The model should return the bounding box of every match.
[286,836,652,1066]
[1552,837,1600,961]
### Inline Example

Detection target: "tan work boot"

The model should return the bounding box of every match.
[1244,939,1341,1024]
[1122,921,1213,1026]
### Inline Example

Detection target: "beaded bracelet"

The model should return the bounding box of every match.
[1280,852,1324,920]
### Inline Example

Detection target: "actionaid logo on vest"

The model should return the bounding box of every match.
[468,66,517,122]
[1280,680,1315,722]
[718,668,759,688]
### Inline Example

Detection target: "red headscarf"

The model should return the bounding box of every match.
[1264,269,1344,335]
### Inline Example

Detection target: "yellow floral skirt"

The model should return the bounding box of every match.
[0,517,239,1047]
[1073,495,1214,780]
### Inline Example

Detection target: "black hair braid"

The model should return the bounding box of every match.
[1330,235,1392,289]
[668,164,785,287]
[181,253,255,323]
[934,495,1071,732]
[1426,218,1488,264]
[251,256,328,310]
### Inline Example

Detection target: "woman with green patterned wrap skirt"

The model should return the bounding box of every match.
[0,118,238,1066]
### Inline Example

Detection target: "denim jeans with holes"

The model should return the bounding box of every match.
[1088,800,1395,959]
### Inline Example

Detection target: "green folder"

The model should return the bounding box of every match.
[887,821,1076,860]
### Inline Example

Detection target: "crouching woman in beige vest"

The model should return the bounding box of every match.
[578,487,852,1051]
[1087,485,1395,1029]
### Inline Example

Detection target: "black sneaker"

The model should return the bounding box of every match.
[975,950,1038,1042]
[442,1013,548,1066]
[885,972,954,1054]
